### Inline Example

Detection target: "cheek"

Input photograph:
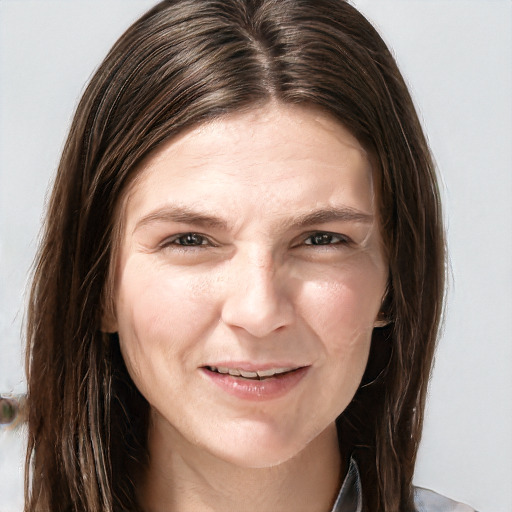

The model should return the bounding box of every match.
[296,258,386,399]
[299,263,384,338]
[114,260,220,375]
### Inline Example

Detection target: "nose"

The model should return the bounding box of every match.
[220,249,294,338]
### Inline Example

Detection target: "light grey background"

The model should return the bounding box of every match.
[1,1,511,511]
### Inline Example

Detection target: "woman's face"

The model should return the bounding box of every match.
[108,103,388,468]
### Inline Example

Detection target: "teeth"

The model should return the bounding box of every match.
[207,366,297,379]
[239,370,259,378]
[256,367,294,378]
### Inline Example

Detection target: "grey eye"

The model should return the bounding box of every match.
[175,233,207,246]
[309,233,333,245]
[305,233,343,246]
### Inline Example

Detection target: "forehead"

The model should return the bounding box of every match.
[147,103,369,168]
[123,103,375,227]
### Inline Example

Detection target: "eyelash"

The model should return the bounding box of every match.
[302,232,352,247]
[160,231,352,250]
[161,233,212,248]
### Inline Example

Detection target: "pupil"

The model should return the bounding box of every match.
[312,233,332,245]
[181,234,202,245]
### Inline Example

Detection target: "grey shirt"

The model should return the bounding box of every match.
[331,459,477,512]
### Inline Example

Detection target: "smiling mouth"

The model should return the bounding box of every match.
[204,366,300,380]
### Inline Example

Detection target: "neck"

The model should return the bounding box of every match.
[140,419,343,512]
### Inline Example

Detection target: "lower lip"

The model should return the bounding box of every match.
[201,367,309,401]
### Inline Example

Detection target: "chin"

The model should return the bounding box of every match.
[215,444,302,469]
[201,421,317,469]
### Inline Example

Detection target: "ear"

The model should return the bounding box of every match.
[374,283,392,328]
[373,310,392,328]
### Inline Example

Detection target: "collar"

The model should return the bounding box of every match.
[330,457,362,512]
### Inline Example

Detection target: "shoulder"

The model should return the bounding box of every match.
[413,487,477,512]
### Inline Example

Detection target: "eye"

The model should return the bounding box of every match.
[304,232,350,246]
[163,233,210,248]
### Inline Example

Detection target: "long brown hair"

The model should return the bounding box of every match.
[25,1,445,510]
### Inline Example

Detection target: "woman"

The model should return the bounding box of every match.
[24,1,476,511]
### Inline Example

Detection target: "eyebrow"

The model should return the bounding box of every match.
[133,204,374,234]
[291,207,374,228]
[134,206,229,233]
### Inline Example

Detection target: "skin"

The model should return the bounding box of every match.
[106,103,388,512]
